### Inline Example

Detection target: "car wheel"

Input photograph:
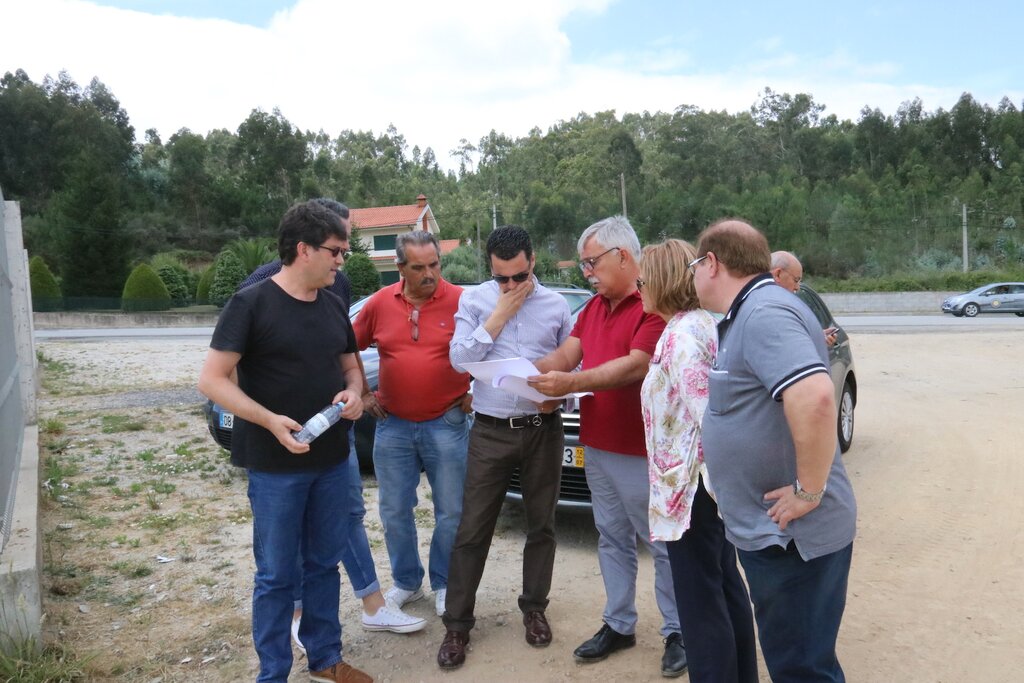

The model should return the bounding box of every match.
[963,302,980,317]
[1016,312,1024,317]
[837,381,855,453]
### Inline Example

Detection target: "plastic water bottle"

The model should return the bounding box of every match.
[293,402,345,444]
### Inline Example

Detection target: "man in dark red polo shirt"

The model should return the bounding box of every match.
[530,216,687,679]
[353,230,472,620]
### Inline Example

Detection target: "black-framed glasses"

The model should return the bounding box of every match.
[636,278,646,291]
[309,243,351,259]
[492,271,530,284]
[409,308,419,342]
[687,254,709,274]
[578,247,620,272]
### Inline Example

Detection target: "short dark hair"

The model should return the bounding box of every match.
[278,200,346,265]
[696,218,770,277]
[487,225,533,262]
[312,197,350,221]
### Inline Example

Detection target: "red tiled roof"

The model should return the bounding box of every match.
[557,260,576,269]
[439,239,460,255]
[350,204,424,229]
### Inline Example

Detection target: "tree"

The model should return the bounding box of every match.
[344,253,381,296]
[441,244,482,283]
[121,263,171,311]
[209,250,247,307]
[156,263,190,306]
[226,237,276,274]
[29,255,62,310]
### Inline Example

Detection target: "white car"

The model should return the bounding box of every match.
[941,282,1024,317]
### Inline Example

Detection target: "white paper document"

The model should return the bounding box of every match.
[459,357,591,403]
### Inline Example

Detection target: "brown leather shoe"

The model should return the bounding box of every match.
[309,661,373,683]
[523,610,552,647]
[437,629,471,670]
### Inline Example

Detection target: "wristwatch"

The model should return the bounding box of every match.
[793,479,826,503]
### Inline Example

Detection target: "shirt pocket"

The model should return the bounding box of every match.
[707,369,734,415]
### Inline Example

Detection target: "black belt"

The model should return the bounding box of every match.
[474,412,558,429]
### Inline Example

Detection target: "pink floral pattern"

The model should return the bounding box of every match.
[641,309,717,542]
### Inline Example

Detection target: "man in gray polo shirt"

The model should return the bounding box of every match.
[693,219,857,683]
[437,225,572,670]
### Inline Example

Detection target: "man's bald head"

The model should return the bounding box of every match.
[770,250,803,293]
[695,219,771,277]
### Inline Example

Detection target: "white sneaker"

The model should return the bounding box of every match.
[291,615,306,656]
[384,585,424,608]
[362,603,427,633]
[435,588,447,617]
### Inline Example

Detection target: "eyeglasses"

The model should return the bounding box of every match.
[636,278,645,291]
[687,254,709,274]
[409,307,419,342]
[578,247,621,272]
[309,243,351,259]
[492,271,530,284]
[782,269,802,284]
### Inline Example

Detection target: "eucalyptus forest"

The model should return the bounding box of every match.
[2,68,1023,305]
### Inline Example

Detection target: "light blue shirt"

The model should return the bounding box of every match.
[450,278,572,418]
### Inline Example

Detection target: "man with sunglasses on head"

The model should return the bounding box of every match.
[199,200,371,683]
[352,230,472,621]
[529,216,687,679]
[436,225,572,670]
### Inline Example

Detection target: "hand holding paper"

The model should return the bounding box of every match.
[459,357,590,403]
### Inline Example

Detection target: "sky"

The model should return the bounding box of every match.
[2,0,1022,170]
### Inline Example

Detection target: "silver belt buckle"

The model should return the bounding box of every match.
[509,416,524,429]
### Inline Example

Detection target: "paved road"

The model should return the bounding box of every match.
[35,314,1023,340]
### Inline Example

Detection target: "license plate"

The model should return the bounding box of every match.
[219,411,234,429]
[563,446,584,468]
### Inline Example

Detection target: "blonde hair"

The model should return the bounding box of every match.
[640,239,700,316]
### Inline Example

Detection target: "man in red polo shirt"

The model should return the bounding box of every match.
[530,216,687,679]
[353,230,472,620]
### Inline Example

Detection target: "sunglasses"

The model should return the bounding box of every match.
[309,243,351,259]
[492,271,530,284]
[409,308,419,342]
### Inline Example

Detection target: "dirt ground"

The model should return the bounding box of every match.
[32,327,1024,682]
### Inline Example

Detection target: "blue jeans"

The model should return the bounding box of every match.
[372,407,469,591]
[293,442,379,609]
[737,541,853,683]
[248,459,354,682]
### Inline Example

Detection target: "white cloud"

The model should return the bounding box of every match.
[1,0,1020,175]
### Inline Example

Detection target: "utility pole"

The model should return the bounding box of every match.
[475,218,482,281]
[620,173,628,218]
[492,202,498,232]
[962,203,969,273]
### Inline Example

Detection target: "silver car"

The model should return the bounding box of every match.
[941,282,1024,317]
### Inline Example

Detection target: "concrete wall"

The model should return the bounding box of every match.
[0,427,42,649]
[34,310,219,329]
[820,291,956,315]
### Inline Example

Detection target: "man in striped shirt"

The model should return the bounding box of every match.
[693,219,857,683]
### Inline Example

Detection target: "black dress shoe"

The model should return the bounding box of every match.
[523,610,552,647]
[573,623,636,663]
[437,629,470,670]
[661,632,688,678]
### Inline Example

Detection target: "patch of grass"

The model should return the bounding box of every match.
[136,449,155,462]
[101,415,146,433]
[139,512,195,531]
[110,560,153,579]
[90,475,118,487]
[145,492,161,510]
[41,418,67,436]
[86,515,113,529]
[226,506,252,524]
[147,479,176,495]
[0,639,89,682]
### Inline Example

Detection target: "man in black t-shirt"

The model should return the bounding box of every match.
[199,200,372,683]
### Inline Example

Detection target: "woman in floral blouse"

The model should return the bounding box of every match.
[639,239,757,683]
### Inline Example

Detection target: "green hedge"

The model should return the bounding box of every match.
[121,264,172,312]
[196,265,215,304]
[29,255,63,311]
[810,269,1024,293]
[156,264,190,306]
